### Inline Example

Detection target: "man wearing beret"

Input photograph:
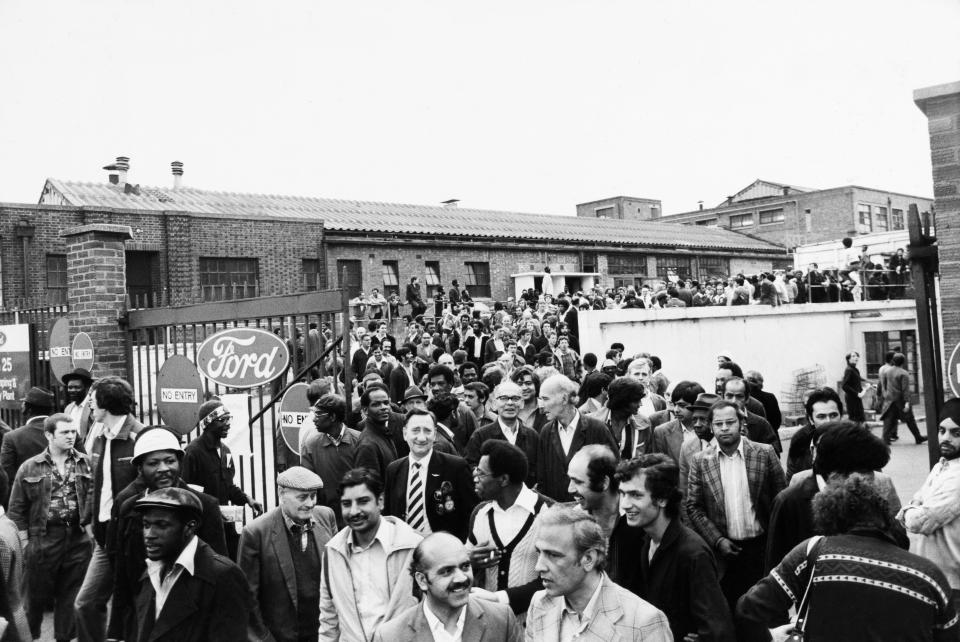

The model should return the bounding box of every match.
[134,487,251,642]
[0,386,56,506]
[239,466,338,642]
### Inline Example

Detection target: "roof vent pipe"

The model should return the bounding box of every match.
[171,161,184,189]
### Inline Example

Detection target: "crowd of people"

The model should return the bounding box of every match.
[0,294,955,641]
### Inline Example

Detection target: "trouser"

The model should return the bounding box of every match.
[719,534,766,632]
[27,524,92,640]
[882,405,922,443]
[75,541,113,642]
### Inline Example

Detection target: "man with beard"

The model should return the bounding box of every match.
[374,532,522,642]
[464,380,539,486]
[525,505,672,641]
[320,468,421,642]
[566,445,620,540]
[133,487,251,642]
[61,367,94,437]
[181,400,264,560]
[301,393,361,527]
[898,398,960,610]
[612,454,734,642]
[108,426,227,642]
[240,466,338,642]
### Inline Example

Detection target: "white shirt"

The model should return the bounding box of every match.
[902,457,960,589]
[408,451,433,535]
[559,573,604,642]
[97,415,125,523]
[498,418,520,446]
[423,601,466,642]
[557,412,581,456]
[146,535,198,618]
[474,484,539,545]
[717,440,761,540]
[347,518,393,638]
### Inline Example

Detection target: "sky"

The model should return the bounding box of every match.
[0,1,957,216]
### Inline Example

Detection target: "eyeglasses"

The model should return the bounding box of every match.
[474,468,494,479]
[711,419,740,429]
[496,395,522,404]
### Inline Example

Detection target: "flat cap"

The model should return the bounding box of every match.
[277,466,324,491]
[403,385,427,403]
[135,487,203,521]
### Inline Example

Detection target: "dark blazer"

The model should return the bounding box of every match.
[880,365,912,416]
[373,597,522,642]
[751,389,782,432]
[685,439,787,549]
[535,414,618,502]
[462,334,490,365]
[651,418,684,464]
[764,475,819,572]
[0,418,44,505]
[632,518,735,642]
[355,413,407,481]
[239,506,338,642]
[384,450,478,541]
[134,540,252,642]
[745,411,781,455]
[464,421,539,487]
[388,364,411,405]
[350,348,371,381]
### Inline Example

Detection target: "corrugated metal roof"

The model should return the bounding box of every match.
[42,178,785,252]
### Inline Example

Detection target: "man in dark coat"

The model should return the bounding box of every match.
[745,371,782,434]
[612,454,734,642]
[108,427,228,642]
[0,386,55,505]
[134,487,251,642]
[355,383,407,481]
[879,352,925,444]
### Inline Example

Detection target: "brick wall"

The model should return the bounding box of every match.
[915,81,960,369]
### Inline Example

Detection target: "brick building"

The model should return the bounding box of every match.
[581,180,933,250]
[0,160,790,309]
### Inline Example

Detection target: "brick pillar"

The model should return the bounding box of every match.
[60,223,133,379]
[914,81,960,362]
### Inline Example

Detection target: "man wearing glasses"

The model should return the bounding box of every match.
[301,393,361,528]
[464,381,539,487]
[685,400,786,629]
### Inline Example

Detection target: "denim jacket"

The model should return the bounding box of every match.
[8,449,92,539]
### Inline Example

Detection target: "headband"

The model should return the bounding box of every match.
[199,405,231,430]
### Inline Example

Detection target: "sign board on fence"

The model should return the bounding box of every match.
[48,317,73,381]
[195,327,290,389]
[948,342,960,399]
[0,325,31,409]
[278,382,312,454]
[71,332,95,371]
[156,354,205,436]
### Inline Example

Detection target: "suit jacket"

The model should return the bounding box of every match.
[745,411,781,455]
[651,418,684,464]
[239,506,338,642]
[373,598,522,642]
[350,348,371,380]
[0,418,45,506]
[751,389,782,432]
[384,450,478,541]
[463,335,490,366]
[880,365,911,415]
[685,439,787,549]
[388,364,412,404]
[525,574,672,642]
[536,414,618,502]
[134,540,252,642]
[464,421,539,487]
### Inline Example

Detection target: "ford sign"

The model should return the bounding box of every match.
[196,328,290,389]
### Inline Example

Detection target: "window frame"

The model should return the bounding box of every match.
[728,213,754,229]
[464,261,491,298]
[758,208,785,225]
[199,257,259,301]
[381,260,400,298]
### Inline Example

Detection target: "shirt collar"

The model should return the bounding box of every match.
[717,438,745,459]
[282,510,315,532]
[348,515,393,555]
[410,449,433,471]
[423,600,467,638]
[558,411,581,433]
[563,572,605,620]
[498,417,520,436]
[43,447,80,464]
[146,534,199,579]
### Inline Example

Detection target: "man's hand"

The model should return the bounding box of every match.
[717,538,741,558]
[468,540,501,569]
[248,499,264,517]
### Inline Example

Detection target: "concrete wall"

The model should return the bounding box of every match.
[578,300,918,404]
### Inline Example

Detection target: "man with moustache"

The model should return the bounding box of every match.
[374,532,522,642]
[898,398,960,610]
[181,400,264,561]
[719,375,781,454]
[320,468,422,642]
[426,365,479,452]
[133,487,251,642]
[685,401,786,623]
[107,426,227,642]
[240,466,338,642]
[389,345,419,404]
[355,382,407,483]
[566,445,621,540]
[784,386,843,480]
[8,413,92,642]
[651,381,705,465]
[301,393,361,527]
[612,454,734,642]
[465,380,540,487]
[61,367,94,436]
[384,409,477,540]
[677,392,720,497]
[525,505,672,641]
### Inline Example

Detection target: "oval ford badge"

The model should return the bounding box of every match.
[196,328,289,389]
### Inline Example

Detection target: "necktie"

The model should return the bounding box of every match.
[290,522,310,552]
[406,462,425,533]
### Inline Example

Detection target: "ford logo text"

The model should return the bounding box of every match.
[196,328,290,389]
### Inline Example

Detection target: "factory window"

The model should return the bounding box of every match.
[595,206,615,218]
[464,262,491,298]
[696,218,719,226]
[302,259,320,292]
[656,256,693,281]
[891,209,904,230]
[425,261,441,287]
[381,260,400,297]
[729,213,754,228]
[199,257,259,301]
[759,208,785,225]
[607,254,647,275]
[46,254,68,304]
[874,206,888,232]
[857,203,873,233]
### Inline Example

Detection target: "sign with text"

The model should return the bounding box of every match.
[948,342,960,399]
[48,317,73,381]
[196,327,290,389]
[0,325,31,409]
[278,382,312,454]
[156,354,205,436]
[71,332,95,371]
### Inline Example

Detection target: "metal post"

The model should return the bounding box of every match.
[341,268,354,427]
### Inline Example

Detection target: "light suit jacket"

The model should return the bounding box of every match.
[373,598,522,642]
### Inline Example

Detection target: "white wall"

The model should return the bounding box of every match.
[579,301,917,407]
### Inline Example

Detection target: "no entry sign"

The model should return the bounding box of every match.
[156,354,205,436]
[72,332,95,371]
[948,343,960,399]
[0,325,31,409]
[278,382,313,454]
[48,317,73,381]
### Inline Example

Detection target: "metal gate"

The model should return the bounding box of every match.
[125,289,351,512]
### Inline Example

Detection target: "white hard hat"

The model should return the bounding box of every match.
[132,427,184,464]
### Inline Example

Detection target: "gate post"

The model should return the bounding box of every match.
[60,224,133,379]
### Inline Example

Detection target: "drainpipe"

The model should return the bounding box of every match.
[15,221,35,302]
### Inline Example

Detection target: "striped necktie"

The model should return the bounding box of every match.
[406,461,425,532]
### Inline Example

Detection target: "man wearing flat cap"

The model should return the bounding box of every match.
[899,398,960,610]
[240,466,338,642]
[0,386,55,506]
[134,487,252,642]
[107,426,227,642]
